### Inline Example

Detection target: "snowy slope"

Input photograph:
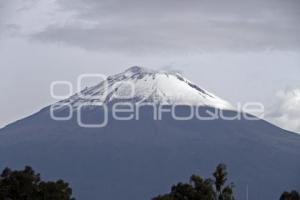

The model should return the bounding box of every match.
[60,66,233,110]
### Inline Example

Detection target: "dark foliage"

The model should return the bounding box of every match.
[152,164,234,200]
[0,166,75,200]
[280,190,300,200]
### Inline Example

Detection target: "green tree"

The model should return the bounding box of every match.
[0,166,75,200]
[152,164,234,200]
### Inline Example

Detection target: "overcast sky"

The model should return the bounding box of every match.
[0,0,300,133]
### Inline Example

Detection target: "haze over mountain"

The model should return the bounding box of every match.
[0,67,299,200]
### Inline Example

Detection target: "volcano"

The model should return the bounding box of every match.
[0,67,299,200]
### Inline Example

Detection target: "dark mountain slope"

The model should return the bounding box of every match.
[0,106,299,200]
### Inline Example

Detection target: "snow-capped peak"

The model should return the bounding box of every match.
[61,66,233,110]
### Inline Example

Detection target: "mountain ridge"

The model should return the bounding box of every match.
[0,67,299,200]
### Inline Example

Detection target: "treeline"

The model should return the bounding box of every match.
[0,166,75,200]
[0,165,298,200]
[152,164,300,200]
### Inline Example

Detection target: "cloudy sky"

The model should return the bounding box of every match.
[0,0,300,133]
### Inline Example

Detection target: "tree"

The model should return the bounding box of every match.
[280,190,300,200]
[213,164,234,200]
[152,164,234,200]
[0,166,75,200]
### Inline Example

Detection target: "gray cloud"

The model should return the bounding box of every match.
[28,0,300,53]
[266,86,300,134]
[0,0,23,37]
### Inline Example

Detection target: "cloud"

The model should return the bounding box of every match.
[3,0,298,53]
[266,86,300,134]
